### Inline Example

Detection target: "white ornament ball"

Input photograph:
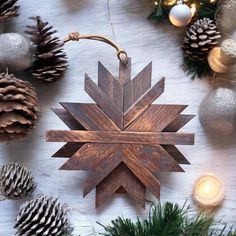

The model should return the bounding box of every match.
[0,33,34,72]
[169,3,192,27]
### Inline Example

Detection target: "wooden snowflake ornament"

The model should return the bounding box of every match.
[46,58,195,208]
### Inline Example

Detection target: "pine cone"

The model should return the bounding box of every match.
[15,195,70,236]
[25,16,68,82]
[0,162,36,198]
[0,0,19,22]
[182,18,221,61]
[0,73,39,142]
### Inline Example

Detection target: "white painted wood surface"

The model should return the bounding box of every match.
[0,0,236,235]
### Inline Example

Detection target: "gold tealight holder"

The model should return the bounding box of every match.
[193,173,224,208]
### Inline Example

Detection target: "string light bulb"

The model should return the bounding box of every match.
[164,0,177,6]
[190,3,197,17]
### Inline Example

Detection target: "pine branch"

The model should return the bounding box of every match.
[198,0,219,20]
[147,0,170,22]
[182,56,213,79]
[99,202,236,236]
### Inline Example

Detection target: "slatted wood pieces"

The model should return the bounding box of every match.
[46,58,195,208]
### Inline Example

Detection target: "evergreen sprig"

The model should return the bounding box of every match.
[198,0,218,20]
[182,56,214,79]
[148,0,170,22]
[99,202,236,236]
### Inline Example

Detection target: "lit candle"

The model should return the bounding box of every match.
[193,174,224,207]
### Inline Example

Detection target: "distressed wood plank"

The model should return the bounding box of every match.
[119,57,131,84]
[52,108,84,130]
[96,164,146,208]
[83,148,124,196]
[47,130,195,145]
[61,103,120,131]
[123,148,161,199]
[124,62,152,111]
[85,74,123,129]
[98,61,115,98]
[52,142,84,158]
[163,114,195,132]
[125,144,184,172]
[126,104,187,132]
[124,77,165,127]
[59,143,119,170]
[162,145,190,164]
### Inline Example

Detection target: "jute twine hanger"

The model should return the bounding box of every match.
[64,32,128,65]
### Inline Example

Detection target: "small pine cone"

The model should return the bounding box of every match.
[0,162,36,198]
[0,0,19,23]
[25,16,68,82]
[15,195,70,236]
[182,18,221,61]
[0,73,39,142]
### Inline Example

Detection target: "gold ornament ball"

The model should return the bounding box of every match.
[169,3,192,27]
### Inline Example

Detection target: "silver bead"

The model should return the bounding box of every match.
[199,87,236,135]
[0,33,34,72]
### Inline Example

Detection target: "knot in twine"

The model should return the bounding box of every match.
[68,32,81,41]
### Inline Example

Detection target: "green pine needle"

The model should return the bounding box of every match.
[62,227,74,236]
[99,202,235,236]
[147,0,170,22]
[182,56,213,79]
[198,0,219,20]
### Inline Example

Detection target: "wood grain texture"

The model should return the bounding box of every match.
[47,130,194,145]
[1,0,236,235]
[85,74,123,129]
[126,104,188,131]
[123,148,161,199]
[123,62,152,111]
[96,163,146,208]
[124,77,165,127]
[125,144,184,172]
[61,103,119,131]
[52,108,84,130]
[52,142,84,158]
[60,143,119,170]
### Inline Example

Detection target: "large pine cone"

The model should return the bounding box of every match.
[0,73,39,142]
[25,16,68,82]
[0,162,36,198]
[15,195,70,236]
[182,18,221,61]
[0,0,19,22]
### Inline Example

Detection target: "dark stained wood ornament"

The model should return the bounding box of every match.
[46,58,195,208]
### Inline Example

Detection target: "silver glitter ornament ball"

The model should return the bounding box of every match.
[0,33,34,72]
[199,87,236,135]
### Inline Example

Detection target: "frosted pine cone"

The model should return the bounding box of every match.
[0,162,36,198]
[15,195,70,236]
[182,18,221,61]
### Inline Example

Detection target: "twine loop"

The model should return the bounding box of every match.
[64,32,128,65]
